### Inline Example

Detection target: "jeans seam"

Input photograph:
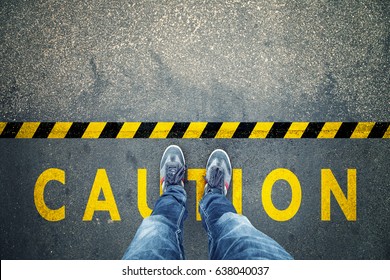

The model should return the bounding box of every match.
[175,205,186,259]
[175,229,184,260]
[199,201,214,254]
[176,203,185,228]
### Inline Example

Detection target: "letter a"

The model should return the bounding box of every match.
[83,169,121,221]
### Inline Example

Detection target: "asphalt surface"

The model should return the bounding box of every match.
[1,0,389,259]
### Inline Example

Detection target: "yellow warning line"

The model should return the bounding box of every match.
[317,122,343,139]
[384,126,390,139]
[48,122,73,138]
[0,122,389,139]
[284,122,309,139]
[82,122,106,138]
[0,122,7,135]
[150,122,174,138]
[117,122,141,138]
[249,122,273,138]
[215,122,240,138]
[15,122,40,138]
[183,122,208,138]
[350,122,376,139]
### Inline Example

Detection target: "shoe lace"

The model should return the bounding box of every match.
[206,166,224,192]
[165,163,186,186]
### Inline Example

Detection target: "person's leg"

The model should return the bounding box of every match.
[122,185,187,260]
[199,149,293,260]
[122,145,187,260]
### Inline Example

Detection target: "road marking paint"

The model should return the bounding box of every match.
[284,122,309,138]
[383,125,390,139]
[350,122,375,138]
[150,122,175,138]
[116,122,141,138]
[317,122,343,138]
[249,122,274,138]
[0,122,388,138]
[15,122,41,138]
[48,122,73,138]
[182,122,208,138]
[82,122,106,138]
[215,122,240,138]
[0,122,7,135]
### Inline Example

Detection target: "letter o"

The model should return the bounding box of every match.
[262,168,301,221]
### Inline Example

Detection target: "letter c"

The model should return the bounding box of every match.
[34,168,65,221]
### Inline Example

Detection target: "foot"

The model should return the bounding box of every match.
[204,149,232,196]
[160,145,186,192]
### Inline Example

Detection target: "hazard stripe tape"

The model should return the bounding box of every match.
[0,122,389,139]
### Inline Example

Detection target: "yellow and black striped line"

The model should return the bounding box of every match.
[0,122,389,139]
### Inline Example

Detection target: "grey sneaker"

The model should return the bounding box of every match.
[160,145,186,192]
[204,149,232,196]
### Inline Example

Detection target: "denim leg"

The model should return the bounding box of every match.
[199,193,293,260]
[122,185,187,260]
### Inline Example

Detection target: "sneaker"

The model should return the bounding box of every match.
[160,145,186,192]
[204,149,232,196]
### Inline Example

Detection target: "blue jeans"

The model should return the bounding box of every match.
[122,186,293,260]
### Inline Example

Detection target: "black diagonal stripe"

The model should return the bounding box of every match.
[368,122,389,138]
[200,122,223,138]
[33,122,55,138]
[301,122,325,138]
[133,122,157,138]
[266,122,291,138]
[334,122,358,138]
[99,122,124,138]
[167,122,190,138]
[65,122,90,138]
[0,122,23,138]
[232,122,256,138]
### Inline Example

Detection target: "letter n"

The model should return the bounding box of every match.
[321,169,357,221]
